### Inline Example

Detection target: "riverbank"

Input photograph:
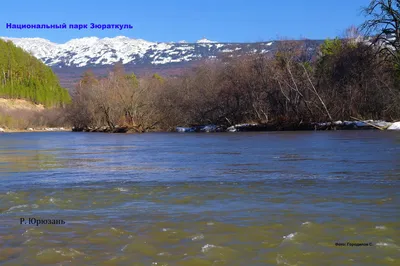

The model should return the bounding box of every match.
[2,121,400,133]
[0,127,71,133]
[0,98,68,132]
[175,120,400,133]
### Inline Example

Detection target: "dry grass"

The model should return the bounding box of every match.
[0,98,69,130]
[0,98,44,111]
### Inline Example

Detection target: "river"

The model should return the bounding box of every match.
[0,131,399,265]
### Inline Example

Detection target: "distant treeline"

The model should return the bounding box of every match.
[68,31,400,132]
[0,39,71,107]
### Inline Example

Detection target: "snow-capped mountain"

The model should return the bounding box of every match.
[1,36,324,89]
[196,38,217,43]
[1,36,280,68]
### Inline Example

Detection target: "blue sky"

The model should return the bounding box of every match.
[0,0,369,43]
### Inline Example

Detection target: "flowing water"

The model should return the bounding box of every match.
[0,131,399,266]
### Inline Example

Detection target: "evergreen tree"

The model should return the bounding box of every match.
[0,39,71,107]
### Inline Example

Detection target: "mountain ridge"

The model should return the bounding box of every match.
[1,36,323,89]
[0,36,279,68]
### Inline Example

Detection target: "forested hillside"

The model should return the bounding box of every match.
[0,39,70,107]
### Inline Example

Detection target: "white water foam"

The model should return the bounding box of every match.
[7,205,29,211]
[191,234,204,241]
[202,244,217,253]
[7,204,38,212]
[376,242,399,249]
[282,232,297,240]
[157,252,171,257]
[120,244,128,252]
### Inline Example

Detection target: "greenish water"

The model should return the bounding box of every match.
[0,131,399,265]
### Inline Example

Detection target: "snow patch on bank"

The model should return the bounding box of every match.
[388,122,400,130]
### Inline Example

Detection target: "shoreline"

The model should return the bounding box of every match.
[1,121,399,133]
[1,128,72,133]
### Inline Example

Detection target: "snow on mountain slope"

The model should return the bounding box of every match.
[196,38,217,43]
[3,37,58,59]
[0,36,280,67]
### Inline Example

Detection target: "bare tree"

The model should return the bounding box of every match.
[361,0,400,63]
